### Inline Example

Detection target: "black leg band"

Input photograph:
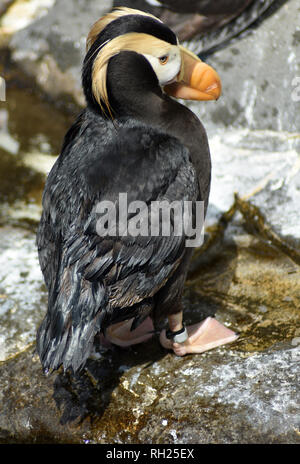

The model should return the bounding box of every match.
[166,324,188,343]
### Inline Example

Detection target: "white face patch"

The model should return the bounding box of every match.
[92,33,182,115]
[143,46,181,86]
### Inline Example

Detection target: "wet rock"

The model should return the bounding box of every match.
[8,0,113,106]
[4,0,299,246]
[206,129,300,246]
[0,108,19,153]
[0,87,299,444]
[192,0,300,132]
[0,346,87,443]
[0,0,55,34]
[0,1,13,18]
[0,0,299,445]
[0,322,299,444]
[189,220,300,353]
[6,0,299,132]
[0,216,299,443]
[0,86,73,227]
[0,0,55,48]
[135,345,300,444]
[0,226,46,362]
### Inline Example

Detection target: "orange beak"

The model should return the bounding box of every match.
[164,46,222,101]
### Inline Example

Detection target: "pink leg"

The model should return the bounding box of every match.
[105,317,154,347]
[160,313,238,356]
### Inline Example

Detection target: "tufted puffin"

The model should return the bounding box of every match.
[113,1,254,39]
[113,1,281,52]
[115,1,254,15]
[36,7,238,374]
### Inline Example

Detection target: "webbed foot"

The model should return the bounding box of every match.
[160,317,238,356]
[105,316,154,347]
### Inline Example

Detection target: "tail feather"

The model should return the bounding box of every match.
[36,278,107,373]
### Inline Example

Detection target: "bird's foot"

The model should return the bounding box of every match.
[159,317,238,356]
[105,316,154,347]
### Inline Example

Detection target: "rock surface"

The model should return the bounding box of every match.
[7,0,113,106]
[0,0,55,35]
[1,341,299,444]
[193,0,300,133]
[206,129,300,246]
[0,227,46,362]
[0,0,299,446]
[0,221,299,443]
[5,0,299,132]
[0,131,300,443]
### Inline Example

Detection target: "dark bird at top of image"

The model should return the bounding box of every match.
[113,0,286,56]
[36,7,238,374]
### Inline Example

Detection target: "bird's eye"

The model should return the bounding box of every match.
[159,55,169,65]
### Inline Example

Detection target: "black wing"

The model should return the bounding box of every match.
[36,117,199,372]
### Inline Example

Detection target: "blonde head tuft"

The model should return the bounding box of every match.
[92,32,172,118]
[86,7,160,51]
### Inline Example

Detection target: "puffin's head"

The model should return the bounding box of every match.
[82,7,221,116]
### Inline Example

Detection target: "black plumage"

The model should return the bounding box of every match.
[36,9,216,373]
[113,1,284,55]
[115,0,253,15]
